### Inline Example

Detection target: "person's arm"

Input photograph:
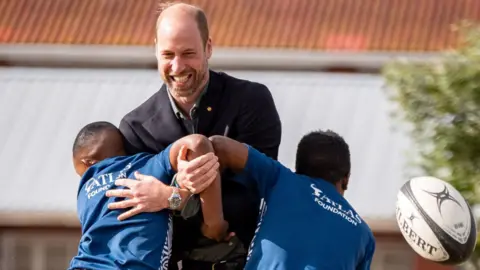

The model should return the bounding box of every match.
[108,135,226,241]
[209,135,283,198]
[356,236,376,270]
[234,83,281,160]
[173,84,280,194]
[115,171,193,212]
[168,134,227,241]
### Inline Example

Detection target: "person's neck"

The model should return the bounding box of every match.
[295,171,345,196]
[176,91,202,113]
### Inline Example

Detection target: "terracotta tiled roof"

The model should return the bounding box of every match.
[1,0,480,51]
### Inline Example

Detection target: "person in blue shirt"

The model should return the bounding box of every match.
[68,121,228,270]
[205,130,376,270]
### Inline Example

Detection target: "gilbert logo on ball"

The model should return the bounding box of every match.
[396,176,476,265]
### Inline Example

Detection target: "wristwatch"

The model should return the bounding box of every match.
[168,187,182,210]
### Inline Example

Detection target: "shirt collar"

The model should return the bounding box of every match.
[167,80,209,119]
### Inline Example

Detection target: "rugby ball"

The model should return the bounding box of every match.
[396,176,476,265]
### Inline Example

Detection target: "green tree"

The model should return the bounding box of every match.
[382,23,480,269]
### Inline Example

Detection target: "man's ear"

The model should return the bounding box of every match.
[205,37,213,60]
[342,173,351,190]
[341,181,348,191]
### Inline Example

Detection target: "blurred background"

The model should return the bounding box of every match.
[1,0,480,269]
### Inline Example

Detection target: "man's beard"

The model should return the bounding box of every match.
[168,68,207,98]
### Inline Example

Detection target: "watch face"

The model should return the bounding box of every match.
[170,197,181,209]
[169,191,182,210]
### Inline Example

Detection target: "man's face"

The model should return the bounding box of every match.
[156,17,212,99]
[73,154,95,177]
[72,131,125,177]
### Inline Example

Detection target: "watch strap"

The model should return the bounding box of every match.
[171,173,180,188]
[180,194,201,220]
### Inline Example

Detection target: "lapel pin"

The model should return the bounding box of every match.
[207,107,212,112]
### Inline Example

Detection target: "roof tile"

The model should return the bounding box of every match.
[1,0,480,51]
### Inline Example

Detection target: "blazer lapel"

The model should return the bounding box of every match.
[142,85,186,150]
[197,70,226,135]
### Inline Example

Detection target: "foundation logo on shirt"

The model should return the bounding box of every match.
[160,214,173,270]
[84,163,132,199]
[310,183,362,226]
[246,198,268,262]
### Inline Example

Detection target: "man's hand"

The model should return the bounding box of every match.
[106,171,173,221]
[176,146,220,194]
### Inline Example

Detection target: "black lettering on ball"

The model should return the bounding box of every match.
[402,218,438,256]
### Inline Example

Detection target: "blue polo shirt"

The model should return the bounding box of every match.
[69,145,175,270]
[241,146,376,270]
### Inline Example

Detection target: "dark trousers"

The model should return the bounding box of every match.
[181,259,245,270]
[169,234,247,270]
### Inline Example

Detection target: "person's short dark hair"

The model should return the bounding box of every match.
[156,1,209,47]
[295,129,351,184]
[72,121,119,156]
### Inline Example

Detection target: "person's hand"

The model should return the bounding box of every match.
[176,146,220,194]
[105,171,173,221]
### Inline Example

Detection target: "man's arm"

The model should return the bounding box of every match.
[107,135,227,241]
[234,83,281,160]
[168,135,227,241]
[356,237,376,270]
[172,84,281,197]
[209,135,283,199]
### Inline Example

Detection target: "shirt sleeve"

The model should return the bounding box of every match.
[240,145,286,199]
[152,143,175,184]
[357,236,376,270]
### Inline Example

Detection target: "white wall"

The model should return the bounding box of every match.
[0,67,415,220]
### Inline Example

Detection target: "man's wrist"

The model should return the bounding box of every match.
[201,220,229,242]
[171,173,180,187]
[166,186,180,210]
[165,186,191,210]
[177,189,191,210]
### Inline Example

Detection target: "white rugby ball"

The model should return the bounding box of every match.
[396,176,476,265]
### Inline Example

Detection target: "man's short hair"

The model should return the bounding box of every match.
[295,130,351,184]
[72,121,119,156]
[156,1,209,47]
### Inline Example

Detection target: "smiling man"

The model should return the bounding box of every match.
[117,2,282,270]
[155,2,211,125]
